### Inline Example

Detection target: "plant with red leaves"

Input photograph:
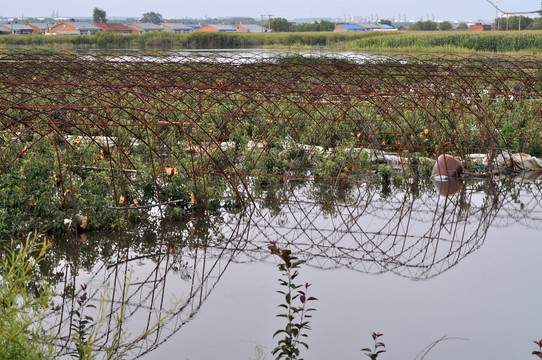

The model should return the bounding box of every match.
[70,283,96,359]
[269,241,317,360]
[361,332,386,360]
[533,339,542,358]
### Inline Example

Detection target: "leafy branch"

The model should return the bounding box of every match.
[533,339,542,359]
[361,332,386,360]
[269,241,317,360]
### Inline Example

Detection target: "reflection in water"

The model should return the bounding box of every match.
[431,175,463,197]
[244,177,501,280]
[46,176,542,358]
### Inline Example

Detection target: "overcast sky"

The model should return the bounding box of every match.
[1,0,540,22]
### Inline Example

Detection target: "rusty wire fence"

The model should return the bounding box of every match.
[1,51,541,357]
[1,51,541,235]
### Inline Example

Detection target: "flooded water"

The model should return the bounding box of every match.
[45,175,542,360]
[3,49,540,359]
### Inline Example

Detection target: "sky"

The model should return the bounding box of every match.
[1,0,540,22]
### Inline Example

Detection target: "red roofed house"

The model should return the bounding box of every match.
[49,20,101,35]
[197,24,240,32]
[25,21,51,33]
[93,20,134,34]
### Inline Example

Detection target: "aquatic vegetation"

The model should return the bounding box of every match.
[533,339,542,359]
[70,283,97,360]
[269,242,317,359]
[0,51,540,237]
[361,333,386,360]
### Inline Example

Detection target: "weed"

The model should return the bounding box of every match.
[0,232,55,360]
[64,265,181,360]
[533,339,542,358]
[269,242,317,360]
[250,344,267,360]
[70,283,96,360]
[361,332,386,360]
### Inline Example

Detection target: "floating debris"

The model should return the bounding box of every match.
[432,154,464,177]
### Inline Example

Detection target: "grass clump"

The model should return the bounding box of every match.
[0,232,55,360]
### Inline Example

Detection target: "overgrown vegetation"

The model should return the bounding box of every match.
[349,31,542,53]
[0,233,54,360]
[0,232,177,360]
[0,52,540,235]
[0,30,541,53]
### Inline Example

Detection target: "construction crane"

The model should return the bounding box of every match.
[485,0,542,30]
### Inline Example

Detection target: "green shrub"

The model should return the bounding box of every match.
[0,233,55,360]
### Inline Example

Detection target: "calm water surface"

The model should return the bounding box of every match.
[50,176,542,360]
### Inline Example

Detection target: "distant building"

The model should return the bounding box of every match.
[0,23,34,35]
[25,21,50,33]
[128,22,164,33]
[376,24,397,31]
[233,24,271,33]
[470,23,491,31]
[50,21,101,35]
[159,23,195,33]
[359,23,388,31]
[197,24,243,32]
[94,21,134,34]
[334,24,367,32]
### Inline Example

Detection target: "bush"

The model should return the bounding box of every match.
[0,233,55,360]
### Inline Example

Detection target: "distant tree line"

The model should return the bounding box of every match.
[409,21,438,31]
[493,16,542,30]
[166,17,259,25]
[269,18,335,32]
[408,16,542,31]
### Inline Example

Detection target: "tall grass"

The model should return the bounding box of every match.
[348,31,542,53]
[0,233,55,360]
[1,30,539,53]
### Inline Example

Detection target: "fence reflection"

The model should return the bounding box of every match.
[46,176,541,358]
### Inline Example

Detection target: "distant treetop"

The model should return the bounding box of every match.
[379,19,392,26]
[141,11,163,24]
[93,7,107,23]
